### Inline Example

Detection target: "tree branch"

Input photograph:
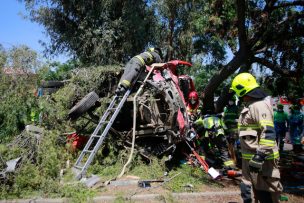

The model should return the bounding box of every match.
[251,12,304,53]
[236,0,247,50]
[272,1,304,10]
[253,56,298,77]
[203,50,247,112]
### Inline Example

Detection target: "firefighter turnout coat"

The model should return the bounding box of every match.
[238,97,282,192]
[119,50,162,88]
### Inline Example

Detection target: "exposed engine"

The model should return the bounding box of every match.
[113,70,190,159]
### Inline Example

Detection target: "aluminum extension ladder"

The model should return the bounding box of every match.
[73,90,131,180]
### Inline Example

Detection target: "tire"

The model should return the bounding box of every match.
[41,80,64,88]
[68,91,99,120]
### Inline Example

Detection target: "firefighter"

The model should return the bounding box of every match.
[274,103,288,151]
[230,72,282,203]
[115,48,163,95]
[186,91,200,122]
[223,95,239,164]
[288,104,303,152]
[194,110,235,169]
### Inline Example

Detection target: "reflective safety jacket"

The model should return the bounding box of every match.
[119,51,162,88]
[30,110,39,122]
[238,97,280,179]
[195,115,226,137]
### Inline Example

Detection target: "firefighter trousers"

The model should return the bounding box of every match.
[201,134,232,167]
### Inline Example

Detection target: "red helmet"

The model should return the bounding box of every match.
[188,91,199,104]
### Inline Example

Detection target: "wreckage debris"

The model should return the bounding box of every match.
[0,125,44,183]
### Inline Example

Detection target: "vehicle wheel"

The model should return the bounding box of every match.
[68,91,99,120]
[41,80,64,88]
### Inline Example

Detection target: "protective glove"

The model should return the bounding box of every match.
[248,151,266,173]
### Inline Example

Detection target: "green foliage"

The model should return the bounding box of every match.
[36,60,78,81]
[7,45,39,72]
[0,45,47,141]
[0,74,38,141]
[0,60,221,200]
[163,164,210,192]
[22,0,158,65]
[0,44,7,68]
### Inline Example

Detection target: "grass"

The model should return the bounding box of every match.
[0,66,220,201]
[0,135,221,201]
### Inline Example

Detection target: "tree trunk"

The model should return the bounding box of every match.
[202,51,247,113]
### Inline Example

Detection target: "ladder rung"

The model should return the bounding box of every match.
[73,165,83,169]
[92,135,101,137]
[73,90,130,179]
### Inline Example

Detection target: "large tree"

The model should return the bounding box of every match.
[21,0,158,65]
[152,0,197,62]
[0,45,41,140]
[190,0,304,112]
[20,0,304,110]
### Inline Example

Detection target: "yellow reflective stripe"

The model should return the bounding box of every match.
[238,127,260,131]
[266,152,279,160]
[238,124,260,129]
[260,120,274,127]
[242,153,254,160]
[122,80,131,87]
[224,160,234,166]
[266,152,280,160]
[259,139,276,146]
[259,143,276,147]
[242,152,279,160]
[147,47,155,52]
[144,52,153,63]
[135,55,145,65]
[144,51,153,59]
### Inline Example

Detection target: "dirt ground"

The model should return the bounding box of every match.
[93,175,304,203]
[94,143,304,203]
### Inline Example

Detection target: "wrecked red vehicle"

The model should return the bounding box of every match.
[69,60,196,159]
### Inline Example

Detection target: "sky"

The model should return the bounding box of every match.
[0,0,69,63]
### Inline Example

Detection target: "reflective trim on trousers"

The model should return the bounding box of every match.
[259,138,276,147]
[224,160,234,166]
[242,152,279,160]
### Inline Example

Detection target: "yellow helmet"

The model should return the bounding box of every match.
[230,73,259,97]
